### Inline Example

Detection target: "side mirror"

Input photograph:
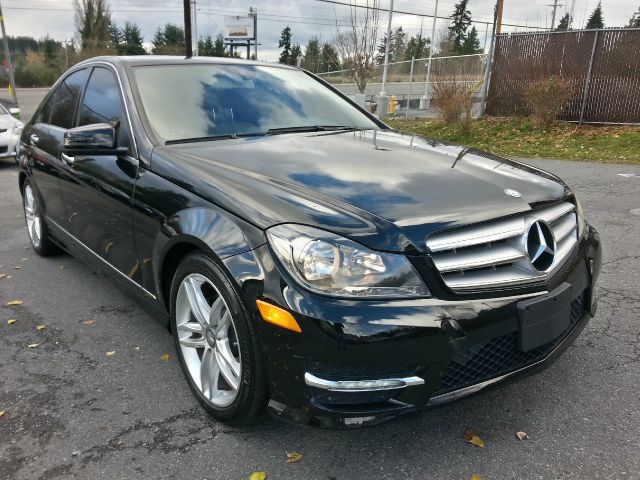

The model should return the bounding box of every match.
[9,107,20,117]
[64,123,115,149]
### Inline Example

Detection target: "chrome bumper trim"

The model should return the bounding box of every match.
[304,372,425,392]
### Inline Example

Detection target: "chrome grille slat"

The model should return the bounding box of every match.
[427,202,578,292]
[433,243,526,273]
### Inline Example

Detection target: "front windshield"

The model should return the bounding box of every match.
[0,104,9,115]
[132,64,378,143]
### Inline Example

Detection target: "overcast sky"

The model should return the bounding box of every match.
[3,0,638,61]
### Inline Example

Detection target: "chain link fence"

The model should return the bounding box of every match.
[486,28,640,124]
[317,53,488,116]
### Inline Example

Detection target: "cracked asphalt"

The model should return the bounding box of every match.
[1,157,639,480]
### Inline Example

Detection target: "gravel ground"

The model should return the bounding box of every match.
[0,158,639,480]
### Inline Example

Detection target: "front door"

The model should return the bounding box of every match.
[59,66,142,286]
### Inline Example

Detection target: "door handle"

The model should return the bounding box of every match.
[29,134,39,145]
[61,152,75,166]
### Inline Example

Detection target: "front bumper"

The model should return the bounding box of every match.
[0,130,20,158]
[243,225,601,428]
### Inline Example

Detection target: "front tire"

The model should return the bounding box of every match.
[22,180,60,256]
[170,252,268,425]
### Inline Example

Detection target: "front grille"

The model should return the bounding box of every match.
[433,289,587,396]
[0,146,7,154]
[426,202,578,292]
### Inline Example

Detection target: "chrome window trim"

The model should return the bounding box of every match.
[46,216,156,300]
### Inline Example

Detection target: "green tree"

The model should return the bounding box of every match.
[278,26,293,64]
[290,44,303,66]
[320,43,340,72]
[376,26,407,64]
[404,34,430,60]
[152,23,185,55]
[73,0,113,52]
[556,13,571,30]
[586,2,604,29]
[109,23,122,51]
[629,6,640,27]
[449,0,472,54]
[460,26,481,54]
[121,22,145,55]
[198,34,230,57]
[302,37,321,72]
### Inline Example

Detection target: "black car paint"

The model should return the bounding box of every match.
[18,56,602,427]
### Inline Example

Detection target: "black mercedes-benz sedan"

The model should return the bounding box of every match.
[17,56,601,428]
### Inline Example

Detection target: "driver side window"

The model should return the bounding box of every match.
[79,67,131,150]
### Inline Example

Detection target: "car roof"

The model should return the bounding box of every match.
[75,55,298,70]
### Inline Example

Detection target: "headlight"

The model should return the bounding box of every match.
[267,224,430,298]
[575,197,586,238]
[13,124,23,136]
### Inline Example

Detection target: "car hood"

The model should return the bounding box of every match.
[152,129,570,253]
[0,114,21,130]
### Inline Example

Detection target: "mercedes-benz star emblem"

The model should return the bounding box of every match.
[526,220,556,271]
[504,188,521,198]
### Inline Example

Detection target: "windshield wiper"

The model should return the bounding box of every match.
[165,132,266,145]
[266,125,368,135]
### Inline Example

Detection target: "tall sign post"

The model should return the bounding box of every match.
[224,12,257,60]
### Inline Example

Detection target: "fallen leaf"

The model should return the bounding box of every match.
[286,452,303,463]
[13,266,21,270]
[7,319,16,325]
[59,266,66,270]
[82,319,96,326]
[0,410,5,418]
[7,300,23,306]
[248,473,267,480]
[36,325,46,331]
[106,351,116,357]
[516,431,529,440]
[160,353,171,361]
[471,475,482,480]
[464,430,485,448]
[0,274,6,279]
[27,343,39,348]
[134,346,140,351]
[21,258,28,261]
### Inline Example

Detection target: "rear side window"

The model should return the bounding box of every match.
[49,69,88,128]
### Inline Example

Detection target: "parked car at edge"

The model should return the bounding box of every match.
[17,57,601,428]
[0,103,23,161]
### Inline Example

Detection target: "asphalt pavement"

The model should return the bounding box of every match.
[1,157,639,480]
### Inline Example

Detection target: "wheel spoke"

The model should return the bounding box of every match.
[200,348,215,399]
[215,340,240,390]
[33,217,41,241]
[177,322,204,334]
[215,310,231,336]
[178,336,206,348]
[184,277,211,326]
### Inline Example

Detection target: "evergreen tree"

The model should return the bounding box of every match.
[629,6,640,27]
[198,34,228,57]
[302,37,321,72]
[108,23,122,52]
[461,26,481,54]
[404,34,430,60]
[375,26,406,64]
[152,23,185,55]
[121,22,145,55]
[320,43,340,72]
[278,26,293,64]
[290,44,303,66]
[449,0,472,54]
[586,2,604,29]
[556,13,571,30]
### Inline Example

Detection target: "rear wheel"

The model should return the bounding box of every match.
[22,180,59,256]
[170,252,268,425]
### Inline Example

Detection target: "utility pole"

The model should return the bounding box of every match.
[549,0,563,29]
[251,8,257,60]
[191,0,198,55]
[377,0,394,116]
[420,0,439,110]
[64,40,69,70]
[0,1,17,106]
[479,0,499,117]
[495,0,504,34]
[183,0,193,58]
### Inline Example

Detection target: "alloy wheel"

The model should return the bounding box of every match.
[24,184,42,248]
[175,273,242,408]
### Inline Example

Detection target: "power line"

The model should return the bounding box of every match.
[314,0,549,30]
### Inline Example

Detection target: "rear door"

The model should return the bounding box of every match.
[27,69,88,228]
[59,65,142,285]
